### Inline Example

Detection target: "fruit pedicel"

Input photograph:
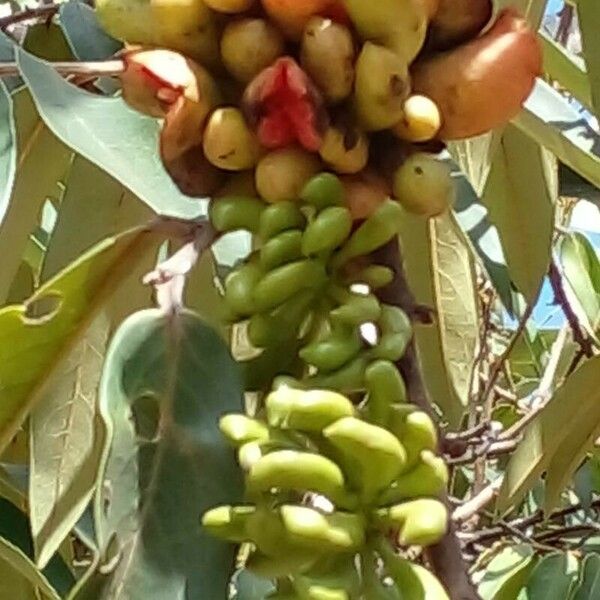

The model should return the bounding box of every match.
[95,0,542,597]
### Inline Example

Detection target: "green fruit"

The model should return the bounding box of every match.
[203,107,262,171]
[253,260,327,312]
[342,265,394,289]
[224,262,264,317]
[323,416,407,500]
[266,387,355,431]
[260,201,308,240]
[219,414,270,446]
[319,124,369,175]
[369,305,412,361]
[378,451,449,505]
[361,549,402,600]
[221,18,285,82]
[302,207,353,256]
[201,505,255,542]
[329,288,382,327]
[247,549,319,579]
[308,355,369,393]
[364,360,407,425]
[300,326,362,372]
[391,410,438,468]
[392,154,455,217]
[246,450,347,501]
[209,195,266,233]
[331,200,404,268]
[260,230,304,270]
[300,173,345,209]
[374,499,448,547]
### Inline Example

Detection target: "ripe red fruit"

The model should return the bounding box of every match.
[242,57,328,152]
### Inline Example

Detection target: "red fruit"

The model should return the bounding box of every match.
[242,56,328,152]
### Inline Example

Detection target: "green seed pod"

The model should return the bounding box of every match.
[323,416,407,500]
[300,172,345,210]
[246,450,346,501]
[260,201,308,241]
[378,451,449,505]
[266,387,355,431]
[201,505,255,542]
[299,325,362,372]
[342,265,394,289]
[247,549,320,579]
[364,360,407,425]
[390,410,438,469]
[253,260,328,313]
[260,229,304,270]
[219,414,270,446]
[328,287,382,327]
[209,195,266,233]
[302,207,353,256]
[369,305,413,361]
[224,262,264,317]
[373,499,448,547]
[307,355,369,393]
[331,200,404,268]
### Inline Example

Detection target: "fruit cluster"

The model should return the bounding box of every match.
[99,0,541,218]
[203,384,449,599]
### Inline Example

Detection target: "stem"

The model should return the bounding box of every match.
[0,60,125,78]
[371,239,481,600]
[0,4,59,29]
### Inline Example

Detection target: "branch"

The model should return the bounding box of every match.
[0,60,125,78]
[0,4,58,29]
[371,239,481,600]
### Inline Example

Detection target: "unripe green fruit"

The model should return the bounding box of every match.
[308,355,369,393]
[319,125,369,174]
[260,230,304,270]
[301,173,345,209]
[256,148,322,203]
[328,287,382,327]
[365,360,407,425]
[300,326,362,372]
[302,207,353,256]
[392,411,438,468]
[221,18,285,82]
[201,505,255,542]
[393,153,455,217]
[369,305,413,362]
[219,414,269,446]
[247,549,319,579]
[203,107,262,171]
[260,201,307,240]
[209,195,265,233]
[300,17,355,104]
[224,262,264,317]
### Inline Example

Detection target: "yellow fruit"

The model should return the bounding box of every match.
[256,147,322,203]
[392,153,454,217]
[205,0,254,11]
[319,125,369,174]
[221,18,285,83]
[203,107,262,171]
[392,95,442,142]
[300,17,355,104]
[354,42,409,131]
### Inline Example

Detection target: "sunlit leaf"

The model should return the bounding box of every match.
[572,553,600,600]
[478,544,537,600]
[523,553,579,600]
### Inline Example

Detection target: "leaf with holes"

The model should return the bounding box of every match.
[524,553,579,600]
[478,544,537,600]
[572,553,600,600]
[481,124,556,305]
[16,46,204,220]
[0,225,162,456]
[93,309,243,600]
[497,355,600,514]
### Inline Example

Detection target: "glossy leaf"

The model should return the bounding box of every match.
[524,553,578,600]
[235,570,275,600]
[16,46,204,220]
[478,545,537,600]
[0,226,161,455]
[0,77,15,228]
[498,354,600,514]
[577,0,600,115]
[93,309,244,599]
[572,553,600,600]
[481,125,556,305]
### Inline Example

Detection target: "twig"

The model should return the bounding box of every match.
[447,439,518,466]
[372,239,481,600]
[0,60,125,78]
[453,478,503,523]
[0,4,58,29]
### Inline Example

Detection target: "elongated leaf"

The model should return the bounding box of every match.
[478,545,537,600]
[558,232,600,342]
[0,226,161,454]
[515,80,600,192]
[93,309,243,599]
[524,553,578,600]
[0,537,61,600]
[449,133,501,195]
[577,0,600,115]
[0,78,16,228]
[481,125,556,305]
[59,2,121,60]
[235,571,275,600]
[497,354,600,513]
[23,23,72,61]
[0,90,72,303]
[572,554,600,600]
[0,32,22,92]
[16,47,204,220]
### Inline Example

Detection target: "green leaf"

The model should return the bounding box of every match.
[558,232,600,342]
[16,46,204,220]
[478,545,537,600]
[0,90,72,303]
[235,570,275,600]
[449,132,501,194]
[577,0,600,116]
[497,354,600,514]
[481,125,556,305]
[0,32,22,93]
[0,537,61,600]
[524,553,579,600]
[0,78,16,226]
[572,553,600,600]
[0,225,161,455]
[93,309,244,599]
[59,2,121,60]
[515,80,600,193]
[22,23,73,61]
